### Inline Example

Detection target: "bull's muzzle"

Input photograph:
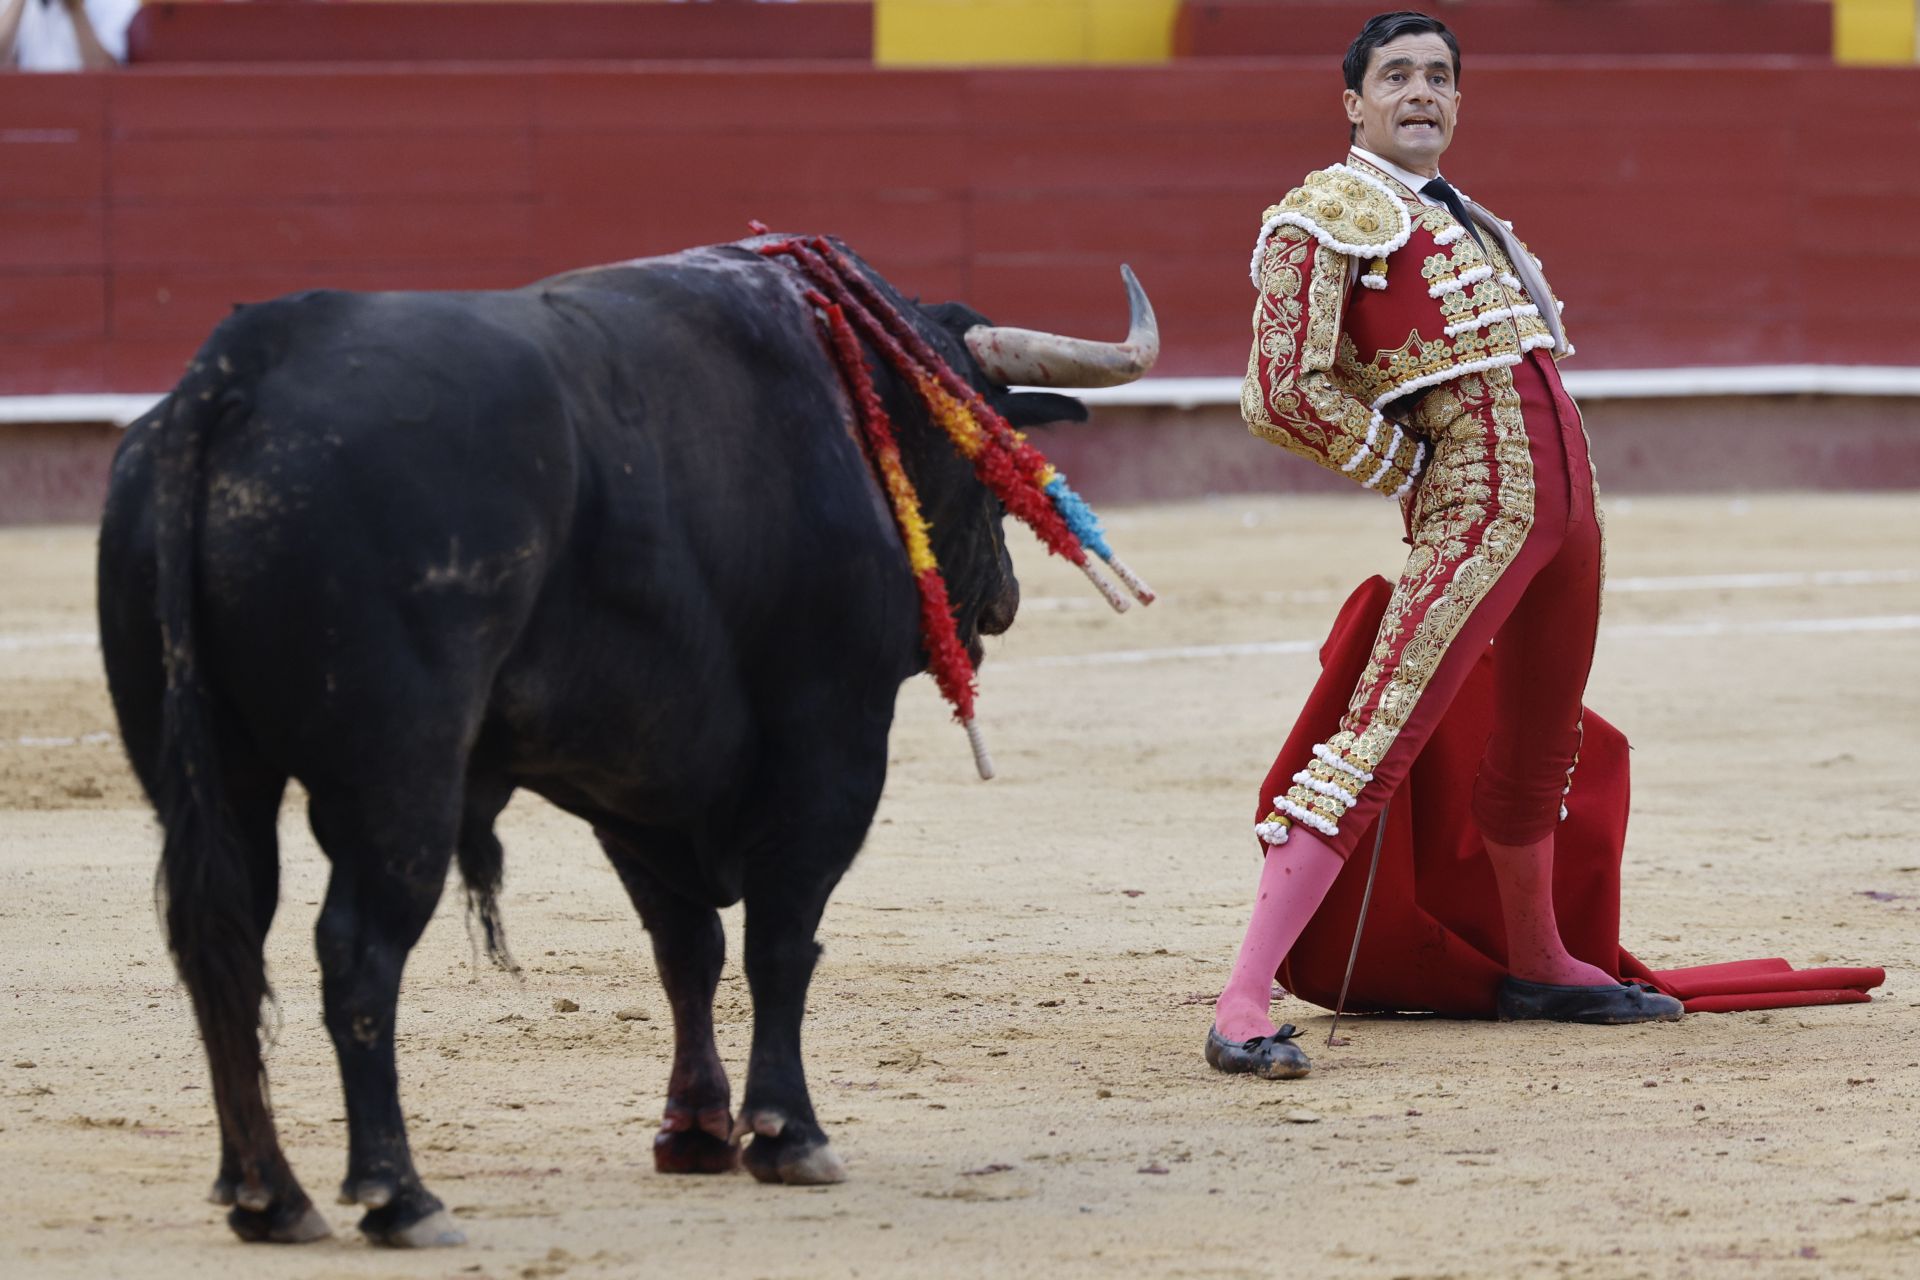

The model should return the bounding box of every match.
[979,576,1020,639]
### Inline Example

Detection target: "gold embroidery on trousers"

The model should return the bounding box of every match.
[1261,365,1537,838]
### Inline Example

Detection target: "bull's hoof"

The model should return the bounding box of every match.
[227,1198,333,1244]
[356,1184,463,1248]
[748,1140,847,1186]
[737,1112,846,1186]
[654,1114,740,1175]
[361,1206,466,1249]
[216,1167,330,1244]
[752,1143,844,1189]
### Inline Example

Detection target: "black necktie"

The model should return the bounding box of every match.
[1421,176,1486,253]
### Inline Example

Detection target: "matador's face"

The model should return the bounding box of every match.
[1343,32,1461,178]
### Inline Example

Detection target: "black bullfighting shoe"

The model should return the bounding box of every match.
[1205,1023,1311,1079]
[1495,976,1685,1024]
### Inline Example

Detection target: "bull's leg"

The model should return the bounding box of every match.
[737,857,849,1186]
[597,832,738,1174]
[101,568,326,1241]
[309,789,464,1248]
[188,773,333,1243]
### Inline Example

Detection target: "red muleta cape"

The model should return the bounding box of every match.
[1266,576,1884,1017]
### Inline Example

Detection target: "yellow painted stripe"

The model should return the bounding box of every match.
[1834,0,1918,64]
[875,0,1178,67]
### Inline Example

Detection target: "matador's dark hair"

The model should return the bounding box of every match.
[1343,11,1462,140]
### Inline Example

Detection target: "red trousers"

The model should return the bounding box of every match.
[1265,574,1885,1017]
[1259,351,1604,858]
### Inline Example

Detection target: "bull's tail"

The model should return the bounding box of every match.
[458,823,520,976]
[151,353,276,1066]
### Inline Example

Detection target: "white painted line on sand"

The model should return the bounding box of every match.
[5,570,1915,675]
[0,631,99,653]
[1012,639,1321,668]
[13,732,114,748]
[1606,614,1920,640]
[1022,566,1920,611]
[1000,613,1920,670]
[1606,568,1920,594]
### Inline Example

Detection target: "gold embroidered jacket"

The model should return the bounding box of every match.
[1241,157,1572,497]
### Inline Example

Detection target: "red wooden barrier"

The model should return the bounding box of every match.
[0,75,109,392]
[0,59,1910,396]
[127,2,874,64]
[1174,1,1833,59]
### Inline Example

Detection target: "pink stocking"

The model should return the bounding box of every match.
[1213,830,1345,1040]
[1484,832,1615,986]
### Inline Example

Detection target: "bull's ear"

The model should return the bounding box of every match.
[997,391,1089,428]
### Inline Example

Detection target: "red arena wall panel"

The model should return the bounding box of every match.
[125,2,876,64]
[0,76,111,392]
[0,60,1912,395]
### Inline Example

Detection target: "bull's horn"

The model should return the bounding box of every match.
[963,264,1159,388]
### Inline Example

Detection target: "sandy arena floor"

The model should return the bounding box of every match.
[2,494,1917,1280]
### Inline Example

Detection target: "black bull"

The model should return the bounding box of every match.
[96,237,1153,1246]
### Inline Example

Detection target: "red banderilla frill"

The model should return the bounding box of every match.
[761,234,1152,776]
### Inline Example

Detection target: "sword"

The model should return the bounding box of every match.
[1326,799,1389,1049]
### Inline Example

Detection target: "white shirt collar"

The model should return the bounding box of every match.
[1348,147,1448,208]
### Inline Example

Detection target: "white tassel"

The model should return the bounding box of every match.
[1274,795,1340,837]
[1363,447,1398,491]
[1312,743,1375,782]
[1369,352,1523,414]
[1428,264,1493,298]
[1391,443,1428,499]
[1291,770,1358,808]
[1443,303,1539,338]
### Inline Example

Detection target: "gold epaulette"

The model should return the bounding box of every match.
[1259,164,1412,260]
